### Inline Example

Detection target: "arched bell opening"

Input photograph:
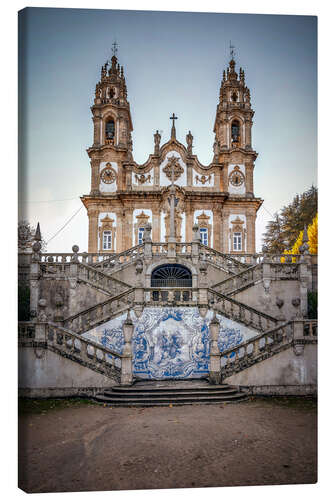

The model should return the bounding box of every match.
[151,264,192,288]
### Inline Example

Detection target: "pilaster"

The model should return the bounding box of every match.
[88,208,99,253]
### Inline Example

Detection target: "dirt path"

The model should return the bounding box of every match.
[18,397,317,493]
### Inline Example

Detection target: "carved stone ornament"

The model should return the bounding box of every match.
[195,174,211,185]
[135,173,152,184]
[100,163,116,184]
[229,166,245,187]
[163,155,184,181]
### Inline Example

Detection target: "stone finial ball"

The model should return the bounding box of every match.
[38,298,47,308]
[32,241,41,253]
[72,245,79,253]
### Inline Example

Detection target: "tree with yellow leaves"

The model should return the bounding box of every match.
[283,213,318,255]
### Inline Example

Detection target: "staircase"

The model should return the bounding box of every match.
[94,380,247,407]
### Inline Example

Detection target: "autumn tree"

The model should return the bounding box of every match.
[262,185,317,253]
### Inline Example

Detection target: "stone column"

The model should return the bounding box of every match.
[209,315,221,384]
[245,119,252,149]
[90,159,100,195]
[245,162,254,196]
[92,116,100,146]
[88,208,99,253]
[152,208,160,242]
[143,223,152,259]
[221,211,229,253]
[222,164,229,193]
[212,206,221,251]
[121,313,134,386]
[123,209,133,250]
[29,241,42,320]
[246,213,256,253]
[185,208,194,243]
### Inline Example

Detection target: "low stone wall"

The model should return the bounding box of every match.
[18,347,117,398]
[224,344,317,395]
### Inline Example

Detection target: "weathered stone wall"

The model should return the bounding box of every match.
[18,347,116,398]
[224,344,317,395]
[232,280,301,321]
[39,279,109,321]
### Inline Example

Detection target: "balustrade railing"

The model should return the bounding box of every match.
[93,244,144,271]
[47,322,122,379]
[219,319,317,379]
[152,243,168,255]
[77,263,130,295]
[198,244,249,274]
[212,264,263,295]
[63,289,134,334]
[146,287,196,304]
[208,288,278,332]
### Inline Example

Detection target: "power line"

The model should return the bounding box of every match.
[21,197,79,204]
[46,205,84,244]
[262,204,276,219]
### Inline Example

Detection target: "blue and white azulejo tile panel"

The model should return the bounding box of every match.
[83,307,257,380]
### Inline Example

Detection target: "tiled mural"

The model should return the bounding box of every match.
[83,307,257,379]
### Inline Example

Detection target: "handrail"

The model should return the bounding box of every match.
[212,263,262,292]
[208,288,278,324]
[48,322,123,358]
[78,262,131,289]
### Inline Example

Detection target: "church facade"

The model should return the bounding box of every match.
[81,52,263,254]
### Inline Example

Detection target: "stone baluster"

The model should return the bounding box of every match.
[121,312,134,386]
[209,314,221,384]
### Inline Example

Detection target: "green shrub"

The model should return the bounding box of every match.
[18,284,30,321]
[307,291,317,319]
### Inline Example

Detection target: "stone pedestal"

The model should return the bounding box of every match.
[209,316,221,384]
[121,314,134,386]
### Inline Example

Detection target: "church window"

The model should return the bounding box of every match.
[231,120,240,143]
[231,92,238,102]
[233,232,242,251]
[200,227,208,246]
[105,119,115,141]
[138,227,145,245]
[103,230,112,250]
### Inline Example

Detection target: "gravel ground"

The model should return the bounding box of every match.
[18,397,317,493]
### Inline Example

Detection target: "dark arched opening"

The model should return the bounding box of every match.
[231,119,240,143]
[151,264,192,288]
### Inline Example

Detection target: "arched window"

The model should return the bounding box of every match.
[151,264,192,287]
[103,230,112,250]
[105,119,115,142]
[233,232,242,251]
[231,91,238,102]
[231,120,240,143]
[199,227,208,246]
[138,227,145,245]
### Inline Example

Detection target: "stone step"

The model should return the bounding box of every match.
[103,388,240,398]
[94,381,247,406]
[94,393,247,406]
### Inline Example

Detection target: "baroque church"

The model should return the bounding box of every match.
[81,50,263,255]
[18,47,317,404]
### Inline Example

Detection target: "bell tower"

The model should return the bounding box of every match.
[212,48,262,253]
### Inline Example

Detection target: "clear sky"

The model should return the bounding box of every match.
[18,7,317,253]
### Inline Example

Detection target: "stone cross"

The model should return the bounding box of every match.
[170,112,178,139]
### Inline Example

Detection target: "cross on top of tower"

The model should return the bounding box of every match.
[170,113,178,126]
[111,41,118,57]
[170,113,178,139]
[229,41,235,61]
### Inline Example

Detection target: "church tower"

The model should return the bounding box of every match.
[213,52,261,253]
[83,48,134,252]
[81,48,263,255]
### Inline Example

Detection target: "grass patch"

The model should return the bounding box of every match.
[18,397,98,415]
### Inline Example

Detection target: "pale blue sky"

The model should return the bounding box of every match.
[18,8,317,252]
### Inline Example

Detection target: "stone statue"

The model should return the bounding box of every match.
[154,130,161,154]
[186,130,193,155]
